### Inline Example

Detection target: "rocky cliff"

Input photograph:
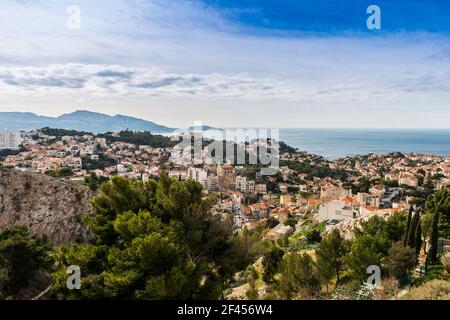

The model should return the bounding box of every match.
[0,169,92,244]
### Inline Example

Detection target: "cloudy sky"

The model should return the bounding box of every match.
[0,0,450,128]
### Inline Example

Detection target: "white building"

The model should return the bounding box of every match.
[235,176,255,193]
[0,131,22,150]
[398,172,419,188]
[188,167,208,184]
[318,199,356,221]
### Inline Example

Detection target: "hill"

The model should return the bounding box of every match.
[0,110,174,133]
[0,169,92,244]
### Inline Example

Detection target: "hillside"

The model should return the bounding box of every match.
[0,110,174,133]
[0,169,92,244]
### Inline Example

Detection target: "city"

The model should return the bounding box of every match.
[1,0,450,312]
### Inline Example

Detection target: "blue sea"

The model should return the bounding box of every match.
[279,129,450,160]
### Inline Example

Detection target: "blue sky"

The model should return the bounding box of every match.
[0,0,449,128]
[204,0,450,34]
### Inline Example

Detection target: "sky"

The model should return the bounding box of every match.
[0,0,450,128]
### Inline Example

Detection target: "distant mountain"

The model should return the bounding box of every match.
[0,110,175,133]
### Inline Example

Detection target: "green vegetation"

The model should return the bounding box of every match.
[279,252,320,299]
[0,171,448,300]
[385,242,417,281]
[280,160,349,180]
[315,229,350,285]
[262,246,284,284]
[101,130,177,148]
[40,127,91,137]
[50,174,260,299]
[0,226,52,299]
[84,172,109,191]
[82,154,117,170]
[45,167,73,178]
[424,189,450,262]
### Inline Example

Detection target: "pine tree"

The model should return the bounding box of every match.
[262,246,284,284]
[407,211,420,248]
[415,220,422,256]
[316,229,349,285]
[427,189,450,262]
[403,207,413,247]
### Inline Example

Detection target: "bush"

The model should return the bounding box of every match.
[441,253,450,274]
[385,242,417,281]
[402,280,450,300]
[306,229,322,244]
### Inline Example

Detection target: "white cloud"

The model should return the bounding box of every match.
[0,1,449,128]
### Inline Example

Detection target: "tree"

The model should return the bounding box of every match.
[345,234,389,281]
[279,252,320,299]
[245,267,259,300]
[51,175,257,299]
[262,246,284,284]
[403,207,413,247]
[407,211,420,248]
[265,217,279,229]
[84,172,109,191]
[385,242,417,282]
[306,229,322,244]
[354,215,386,239]
[315,229,349,285]
[385,212,407,243]
[285,217,297,228]
[357,214,406,244]
[0,226,52,297]
[415,220,422,256]
[426,189,450,262]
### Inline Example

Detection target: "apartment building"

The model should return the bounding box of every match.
[0,131,22,150]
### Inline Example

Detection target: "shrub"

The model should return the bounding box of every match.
[441,252,450,274]
[402,280,450,300]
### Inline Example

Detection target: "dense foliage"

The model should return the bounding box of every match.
[50,174,258,299]
[0,226,52,299]
[100,130,177,148]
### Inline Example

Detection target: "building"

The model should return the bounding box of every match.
[280,194,293,208]
[385,172,398,181]
[437,178,450,190]
[318,199,358,222]
[265,223,293,241]
[246,203,269,219]
[188,167,208,184]
[217,163,235,191]
[357,192,380,208]
[320,185,350,200]
[0,131,22,150]
[255,183,267,195]
[398,172,419,188]
[205,175,219,191]
[217,163,233,177]
[235,176,255,193]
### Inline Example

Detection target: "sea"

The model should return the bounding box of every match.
[279,129,450,160]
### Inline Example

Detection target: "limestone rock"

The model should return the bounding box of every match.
[0,169,93,244]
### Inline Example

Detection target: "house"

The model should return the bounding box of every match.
[398,172,419,188]
[280,194,293,208]
[265,223,293,241]
[246,203,269,219]
[320,185,350,200]
[318,199,357,222]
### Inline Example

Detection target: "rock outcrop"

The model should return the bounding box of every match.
[0,169,92,244]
